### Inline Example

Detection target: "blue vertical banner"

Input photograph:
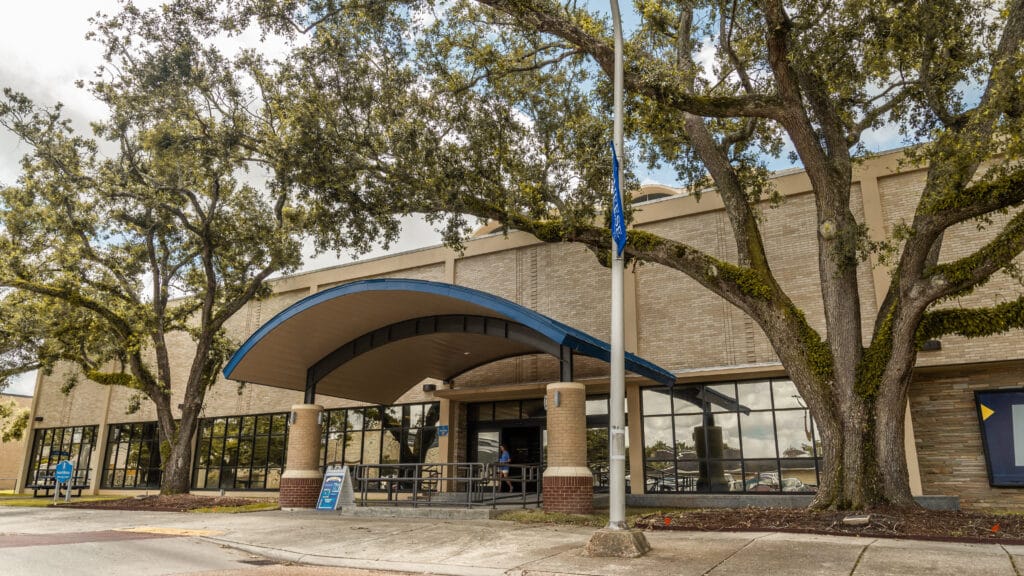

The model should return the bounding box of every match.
[610,141,627,257]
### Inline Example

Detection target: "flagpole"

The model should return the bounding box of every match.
[607,0,627,531]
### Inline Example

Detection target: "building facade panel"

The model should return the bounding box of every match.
[15,148,1024,509]
[909,361,1024,509]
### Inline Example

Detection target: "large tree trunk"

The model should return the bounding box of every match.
[809,374,916,510]
[161,429,195,495]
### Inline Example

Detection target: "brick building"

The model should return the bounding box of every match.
[13,148,1024,510]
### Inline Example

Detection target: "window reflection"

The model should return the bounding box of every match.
[641,378,820,495]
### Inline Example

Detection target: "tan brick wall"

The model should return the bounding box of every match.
[909,361,1024,509]
[878,170,1024,367]
[0,394,32,490]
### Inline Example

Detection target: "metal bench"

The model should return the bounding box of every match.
[26,470,89,498]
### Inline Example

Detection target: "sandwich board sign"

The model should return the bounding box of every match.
[316,465,355,511]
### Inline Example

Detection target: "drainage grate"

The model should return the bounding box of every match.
[239,559,280,566]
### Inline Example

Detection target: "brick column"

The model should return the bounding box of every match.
[543,382,593,514]
[279,404,323,509]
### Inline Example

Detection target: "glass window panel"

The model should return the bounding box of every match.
[711,413,742,460]
[475,431,499,463]
[718,460,744,492]
[271,414,287,435]
[408,404,424,428]
[645,460,676,492]
[585,397,608,416]
[347,409,364,431]
[737,380,773,411]
[193,469,206,490]
[493,401,520,421]
[344,431,364,465]
[385,405,403,426]
[672,386,704,414]
[771,379,804,409]
[268,436,286,468]
[241,416,255,438]
[324,432,344,466]
[266,469,282,490]
[705,383,737,413]
[233,468,250,490]
[237,439,253,467]
[643,416,674,460]
[744,460,780,492]
[775,410,814,458]
[673,414,703,459]
[226,417,240,437]
[212,418,227,438]
[363,409,382,430]
[253,436,269,468]
[250,469,266,490]
[422,403,440,427]
[740,412,777,458]
[642,388,672,415]
[362,430,381,465]
[205,469,220,488]
[255,415,271,435]
[404,429,421,463]
[781,459,818,492]
[381,429,402,464]
[522,399,545,418]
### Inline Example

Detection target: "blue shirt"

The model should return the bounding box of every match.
[498,449,510,472]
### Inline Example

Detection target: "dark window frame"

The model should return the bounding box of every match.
[191,411,288,491]
[101,422,162,489]
[641,378,821,495]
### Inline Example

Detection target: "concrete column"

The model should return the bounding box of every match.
[279,404,323,509]
[543,382,593,514]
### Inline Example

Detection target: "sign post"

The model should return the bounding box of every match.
[316,465,355,511]
[53,460,74,504]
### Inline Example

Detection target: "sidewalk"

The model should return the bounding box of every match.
[203,510,1023,576]
[1,506,1021,575]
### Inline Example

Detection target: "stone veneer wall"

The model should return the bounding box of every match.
[909,361,1024,509]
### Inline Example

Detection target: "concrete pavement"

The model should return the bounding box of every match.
[1,506,1021,576]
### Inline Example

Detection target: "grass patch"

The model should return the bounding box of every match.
[191,501,280,514]
[0,495,122,507]
[494,507,692,528]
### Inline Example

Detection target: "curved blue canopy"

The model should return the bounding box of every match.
[224,278,676,404]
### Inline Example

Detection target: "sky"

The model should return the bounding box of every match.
[0,2,906,397]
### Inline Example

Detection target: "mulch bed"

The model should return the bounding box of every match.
[635,507,1024,545]
[61,495,1024,545]
[62,494,278,512]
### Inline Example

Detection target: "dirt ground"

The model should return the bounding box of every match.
[64,495,1024,544]
[63,494,278,512]
[636,507,1024,544]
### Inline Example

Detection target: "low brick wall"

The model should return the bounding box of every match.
[279,477,322,509]
[909,361,1024,510]
[544,475,594,514]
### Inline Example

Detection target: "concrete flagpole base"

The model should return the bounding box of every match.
[585,528,652,558]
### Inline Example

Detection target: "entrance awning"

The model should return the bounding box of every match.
[223,279,677,404]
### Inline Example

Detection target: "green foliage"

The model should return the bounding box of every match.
[0,400,29,443]
[918,296,1024,342]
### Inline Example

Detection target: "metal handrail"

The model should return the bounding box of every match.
[349,462,542,509]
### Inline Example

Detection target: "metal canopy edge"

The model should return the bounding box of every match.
[223,278,677,390]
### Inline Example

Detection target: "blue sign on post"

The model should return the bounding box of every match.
[437,425,449,437]
[54,460,74,483]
